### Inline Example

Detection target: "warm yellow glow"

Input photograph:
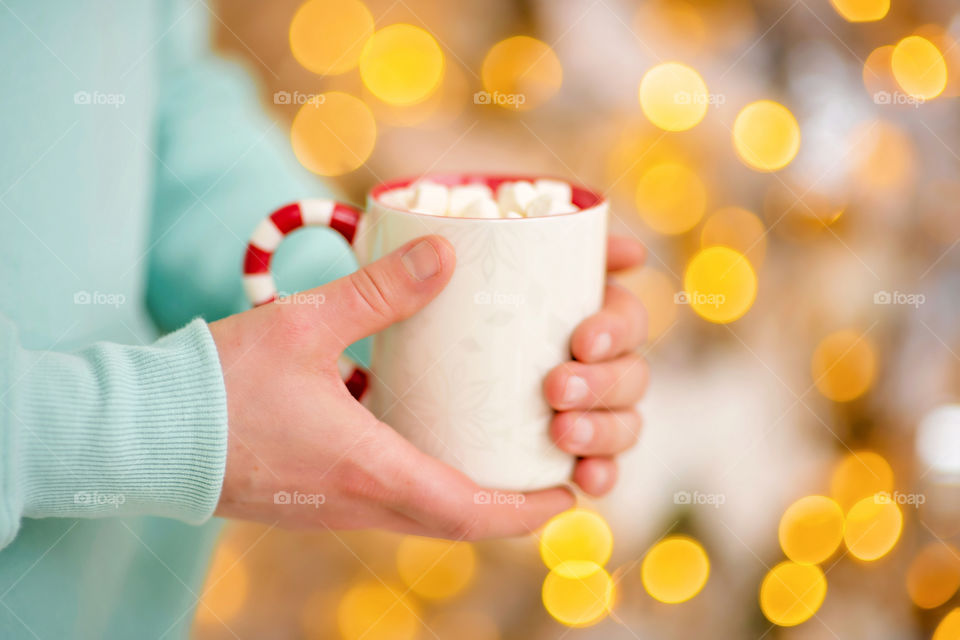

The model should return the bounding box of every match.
[193,543,250,625]
[638,63,709,132]
[759,562,827,627]
[481,36,562,111]
[635,162,707,235]
[396,536,475,600]
[290,91,376,176]
[337,581,419,640]
[359,24,445,106]
[542,562,614,627]
[539,508,613,578]
[701,206,767,268]
[641,536,710,604]
[615,267,677,341]
[289,0,374,75]
[863,46,897,97]
[844,494,903,561]
[427,610,500,640]
[907,542,960,609]
[779,496,844,565]
[369,60,469,129]
[934,609,960,640]
[851,119,916,192]
[892,36,948,100]
[810,330,877,402]
[300,589,338,639]
[828,0,889,22]
[732,100,801,172]
[683,246,757,324]
[830,451,894,513]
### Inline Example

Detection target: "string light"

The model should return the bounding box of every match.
[360,24,445,106]
[481,36,562,111]
[635,162,707,235]
[641,536,710,604]
[541,562,614,627]
[830,451,895,513]
[906,542,960,609]
[892,36,948,100]
[289,0,374,75]
[828,0,889,22]
[683,246,758,324]
[290,91,377,176]
[639,62,710,132]
[810,330,878,403]
[539,509,613,578]
[759,561,827,626]
[934,609,960,640]
[778,496,845,565]
[732,100,801,172]
[843,494,903,561]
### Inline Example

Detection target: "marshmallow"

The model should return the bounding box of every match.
[379,188,413,210]
[534,179,573,208]
[448,184,495,216]
[458,196,501,219]
[497,181,538,214]
[525,193,578,217]
[410,181,449,216]
[504,211,525,219]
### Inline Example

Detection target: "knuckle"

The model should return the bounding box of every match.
[348,268,396,320]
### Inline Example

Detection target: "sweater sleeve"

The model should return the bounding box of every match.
[0,317,228,549]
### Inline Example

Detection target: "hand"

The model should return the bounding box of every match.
[543,235,648,496]
[211,236,574,539]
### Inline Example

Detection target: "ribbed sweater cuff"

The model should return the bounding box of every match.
[13,319,227,524]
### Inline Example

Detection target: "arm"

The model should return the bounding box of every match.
[0,316,226,548]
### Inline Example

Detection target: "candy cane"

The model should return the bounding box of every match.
[242,199,368,400]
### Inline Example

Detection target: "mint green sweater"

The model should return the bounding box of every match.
[0,1,361,637]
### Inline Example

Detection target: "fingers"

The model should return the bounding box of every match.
[570,283,647,363]
[307,235,456,351]
[372,427,575,540]
[606,235,646,272]
[543,355,649,411]
[550,409,641,456]
[572,458,618,497]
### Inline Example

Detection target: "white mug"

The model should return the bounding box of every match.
[243,173,608,490]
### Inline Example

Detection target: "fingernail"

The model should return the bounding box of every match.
[401,240,441,281]
[562,375,589,405]
[589,332,612,360]
[568,416,594,447]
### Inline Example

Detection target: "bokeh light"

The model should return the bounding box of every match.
[844,494,903,561]
[396,535,475,599]
[360,24,445,106]
[539,508,613,578]
[193,543,249,626]
[337,581,420,640]
[891,36,948,100]
[635,162,707,235]
[541,562,613,627]
[906,542,960,609]
[862,45,898,97]
[778,495,845,565]
[638,62,709,132]
[830,451,895,513]
[700,206,767,267]
[290,91,377,176]
[481,36,562,111]
[759,561,827,627]
[683,246,758,324]
[810,330,878,403]
[615,266,678,342]
[732,100,801,172]
[641,536,710,604]
[288,0,374,75]
[934,609,960,640]
[828,0,890,22]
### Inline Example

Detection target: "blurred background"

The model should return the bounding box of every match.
[193,0,960,638]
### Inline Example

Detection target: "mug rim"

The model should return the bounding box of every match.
[368,173,607,221]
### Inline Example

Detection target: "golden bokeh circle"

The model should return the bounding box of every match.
[810,330,877,402]
[732,100,801,172]
[683,246,758,324]
[360,24,445,106]
[481,36,563,111]
[289,0,374,75]
[541,562,614,627]
[337,581,419,640]
[828,0,889,22]
[641,536,710,604]
[635,162,707,235]
[830,451,894,513]
[759,561,827,627]
[843,494,903,561]
[290,91,377,176]
[639,62,710,132]
[778,495,845,565]
[892,35,948,100]
[539,508,613,578]
[907,542,960,609]
[934,609,960,640]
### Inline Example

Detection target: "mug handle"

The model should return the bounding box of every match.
[242,198,369,400]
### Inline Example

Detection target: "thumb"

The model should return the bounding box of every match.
[311,235,456,350]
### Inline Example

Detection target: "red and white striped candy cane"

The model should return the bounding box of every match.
[242,198,369,400]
